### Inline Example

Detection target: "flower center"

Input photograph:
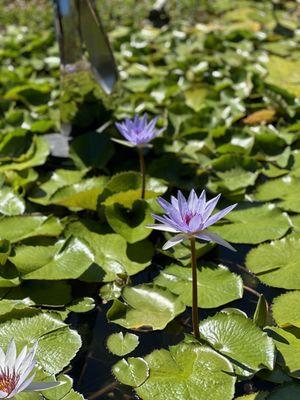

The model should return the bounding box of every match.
[0,368,19,395]
[183,212,194,225]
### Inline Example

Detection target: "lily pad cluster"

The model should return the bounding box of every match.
[1,0,300,399]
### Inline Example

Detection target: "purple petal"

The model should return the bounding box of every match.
[146,224,179,233]
[5,340,17,369]
[197,190,206,214]
[188,214,203,232]
[162,234,186,250]
[177,190,188,218]
[187,189,198,213]
[203,203,237,229]
[196,230,236,251]
[203,193,221,221]
[12,374,35,397]
[157,197,172,213]
[24,381,62,392]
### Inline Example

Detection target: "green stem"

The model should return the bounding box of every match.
[190,237,200,339]
[138,148,146,199]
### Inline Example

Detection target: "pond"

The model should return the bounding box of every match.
[0,1,300,400]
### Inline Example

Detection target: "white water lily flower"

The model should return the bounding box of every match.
[0,340,60,399]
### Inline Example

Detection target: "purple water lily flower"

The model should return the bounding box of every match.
[0,340,60,398]
[115,114,163,147]
[148,189,237,251]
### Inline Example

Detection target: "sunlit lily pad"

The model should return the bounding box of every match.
[246,238,300,289]
[272,291,300,328]
[113,357,149,387]
[154,263,243,308]
[107,284,185,330]
[0,186,25,216]
[255,176,300,213]
[210,204,290,244]
[266,327,300,379]
[107,332,139,356]
[9,236,94,280]
[199,313,275,376]
[136,342,236,400]
[0,215,62,242]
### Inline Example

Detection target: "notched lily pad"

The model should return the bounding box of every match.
[107,284,185,331]
[107,332,139,356]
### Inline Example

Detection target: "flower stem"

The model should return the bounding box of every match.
[190,237,200,339]
[138,148,146,199]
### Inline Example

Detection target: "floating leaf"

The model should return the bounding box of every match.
[105,200,153,243]
[254,295,268,328]
[67,297,95,313]
[107,284,185,331]
[210,204,290,244]
[246,238,300,289]
[65,221,153,282]
[266,56,300,97]
[199,313,275,376]
[0,187,25,216]
[154,263,243,308]
[0,215,62,242]
[49,177,108,211]
[136,343,235,400]
[113,357,149,387]
[107,332,139,356]
[235,393,268,400]
[9,236,94,280]
[266,327,300,379]
[272,291,300,328]
[255,176,300,213]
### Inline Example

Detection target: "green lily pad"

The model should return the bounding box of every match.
[105,200,153,243]
[0,136,49,172]
[154,263,243,308]
[113,357,149,387]
[136,343,236,400]
[210,155,260,192]
[0,298,34,316]
[255,176,300,213]
[199,313,275,376]
[29,169,87,205]
[0,186,25,216]
[266,56,300,97]
[0,215,63,242]
[107,332,139,356]
[107,284,185,331]
[246,238,300,289]
[266,327,300,378]
[9,236,94,280]
[0,312,81,374]
[272,291,300,328]
[210,204,290,244]
[65,221,153,282]
[67,297,95,313]
[49,177,108,211]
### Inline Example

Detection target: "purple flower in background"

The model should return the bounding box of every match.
[148,189,237,251]
[0,340,60,398]
[115,114,163,147]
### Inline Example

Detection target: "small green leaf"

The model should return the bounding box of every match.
[107,332,139,356]
[254,294,269,328]
[113,357,149,387]
[67,297,95,313]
